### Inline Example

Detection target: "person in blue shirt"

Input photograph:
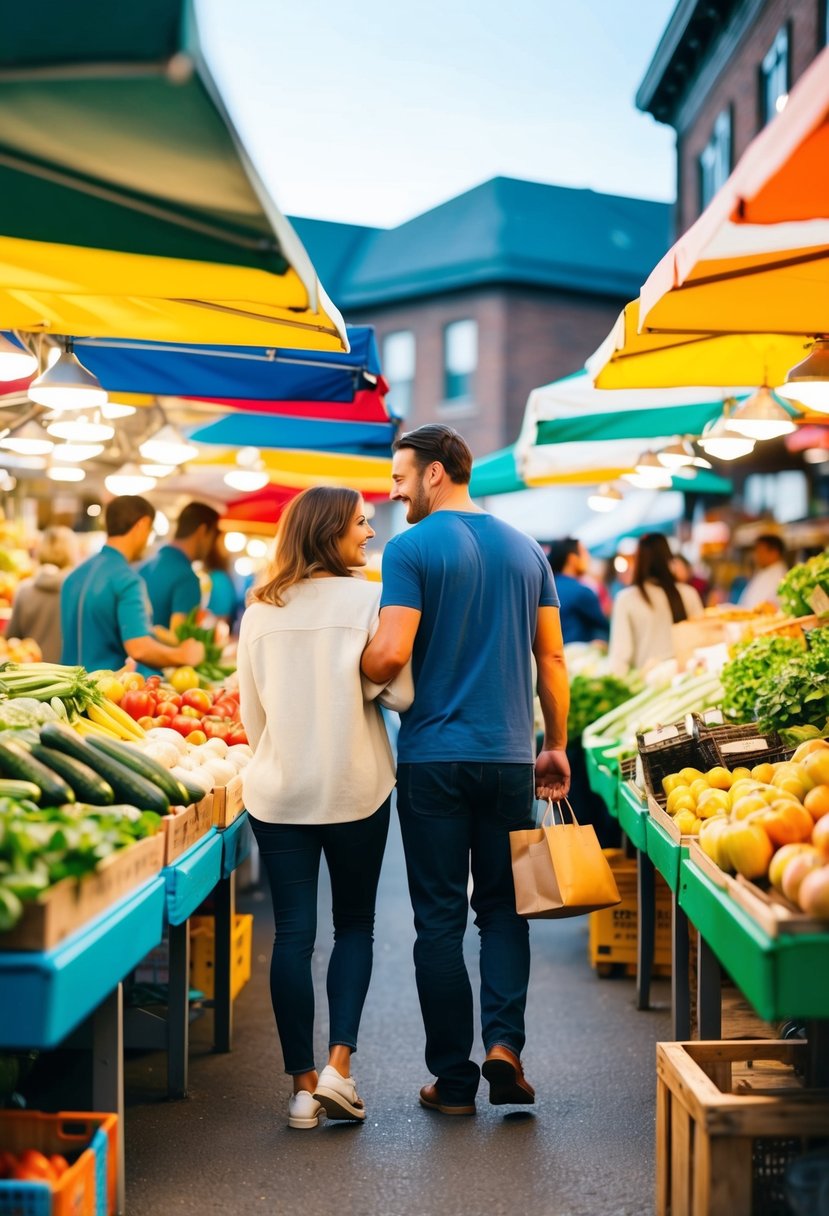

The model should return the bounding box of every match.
[61,496,206,674]
[547,538,609,645]
[140,501,219,632]
[362,424,570,1116]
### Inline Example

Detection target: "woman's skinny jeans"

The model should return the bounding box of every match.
[249,799,391,1074]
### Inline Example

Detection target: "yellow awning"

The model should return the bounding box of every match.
[192,448,393,494]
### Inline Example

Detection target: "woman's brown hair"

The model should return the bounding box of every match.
[251,486,361,606]
[632,532,688,624]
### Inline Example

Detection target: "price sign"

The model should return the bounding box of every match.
[641,724,680,747]
[809,585,829,617]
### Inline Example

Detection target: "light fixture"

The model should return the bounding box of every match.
[657,439,697,469]
[0,471,16,491]
[698,401,757,461]
[139,423,198,465]
[1,454,47,471]
[224,531,247,553]
[28,340,108,411]
[139,463,175,479]
[629,451,672,487]
[236,446,263,468]
[623,471,672,489]
[101,401,137,420]
[46,413,115,443]
[86,503,102,517]
[104,463,157,495]
[779,338,829,413]
[51,442,105,463]
[246,538,269,559]
[0,333,37,381]
[0,421,54,456]
[234,556,255,578]
[223,468,270,492]
[47,465,85,482]
[587,483,623,512]
[727,387,797,440]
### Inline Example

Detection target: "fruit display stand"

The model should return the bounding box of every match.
[584,742,622,818]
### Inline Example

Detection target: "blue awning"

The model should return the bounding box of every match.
[187,411,396,455]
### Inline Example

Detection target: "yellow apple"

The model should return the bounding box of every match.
[705,766,733,790]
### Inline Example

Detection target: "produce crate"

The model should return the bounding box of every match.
[589,848,671,976]
[636,723,721,804]
[690,716,791,768]
[190,913,252,1000]
[210,774,244,828]
[162,794,214,865]
[1,833,165,951]
[687,842,827,939]
[0,1110,117,1216]
[656,1039,829,1216]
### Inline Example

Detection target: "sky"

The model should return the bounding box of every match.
[197,0,679,230]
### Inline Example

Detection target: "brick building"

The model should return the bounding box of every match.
[637,0,829,235]
[291,178,670,460]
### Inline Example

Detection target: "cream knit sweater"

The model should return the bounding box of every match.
[237,577,413,824]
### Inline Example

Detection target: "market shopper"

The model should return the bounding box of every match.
[60,496,205,673]
[738,533,788,609]
[361,423,570,1115]
[7,526,78,663]
[140,501,219,632]
[608,533,703,676]
[237,486,412,1131]
[547,537,609,644]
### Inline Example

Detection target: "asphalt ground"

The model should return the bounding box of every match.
[124,812,670,1216]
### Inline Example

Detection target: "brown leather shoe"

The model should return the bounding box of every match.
[419,1083,476,1115]
[481,1046,535,1105]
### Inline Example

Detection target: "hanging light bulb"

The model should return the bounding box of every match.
[630,451,672,487]
[0,333,37,381]
[139,423,198,465]
[587,483,623,512]
[101,401,137,420]
[139,463,176,479]
[778,338,829,413]
[47,465,85,482]
[246,538,269,559]
[224,531,247,553]
[104,463,157,495]
[51,442,105,463]
[698,400,756,460]
[727,387,797,440]
[223,468,270,492]
[0,421,54,456]
[28,340,108,411]
[46,413,115,443]
[236,446,263,468]
[657,439,697,469]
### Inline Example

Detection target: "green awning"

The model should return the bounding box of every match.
[469,446,525,496]
[535,400,724,446]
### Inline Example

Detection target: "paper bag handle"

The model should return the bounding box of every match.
[541,797,579,826]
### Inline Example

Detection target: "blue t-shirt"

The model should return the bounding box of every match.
[380,511,558,763]
[555,572,609,645]
[139,545,201,628]
[61,545,151,671]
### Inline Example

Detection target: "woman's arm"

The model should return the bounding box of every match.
[608,593,634,677]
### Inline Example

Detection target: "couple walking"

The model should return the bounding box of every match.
[237,424,570,1130]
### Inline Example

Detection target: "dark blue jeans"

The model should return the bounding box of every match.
[396,762,536,1103]
[249,800,391,1075]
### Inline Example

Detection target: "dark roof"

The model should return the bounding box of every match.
[636,0,745,123]
[290,176,671,311]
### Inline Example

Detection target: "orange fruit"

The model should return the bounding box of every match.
[804,785,829,822]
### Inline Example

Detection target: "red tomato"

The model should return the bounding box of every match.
[181,688,212,713]
[121,690,156,720]
[154,700,179,719]
[212,700,239,721]
[226,727,248,746]
[171,714,200,737]
[145,676,162,691]
[13,1149,55,1182]
[202,716,232,741]
[166,693,182,709]
[48,1155,69,1179]
[153,714,173,729]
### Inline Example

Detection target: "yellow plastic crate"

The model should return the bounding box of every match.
[190,914,253,1001]
[588,849,672,976]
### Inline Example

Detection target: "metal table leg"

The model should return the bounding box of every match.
[672,899,691,1040]
[92,983,125,1215]
[806,1019,829,1087]
[636,849,655,1010]
[697,933,722,1039]
[213,871,235,1052]
[166,920,190,1099]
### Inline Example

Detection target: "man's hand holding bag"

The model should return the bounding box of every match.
[510,799,621,919]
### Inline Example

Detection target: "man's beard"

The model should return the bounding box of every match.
[406,482,430,523]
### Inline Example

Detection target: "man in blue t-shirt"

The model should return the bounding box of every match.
[140,501,219,632]
[547,537,609,645]
[362,424,570,1115]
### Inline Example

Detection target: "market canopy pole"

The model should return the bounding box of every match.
[0,0,347,350]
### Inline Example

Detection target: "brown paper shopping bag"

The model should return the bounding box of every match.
[510,799,621,919]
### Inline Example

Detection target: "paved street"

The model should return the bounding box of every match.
[125,814,670,1216]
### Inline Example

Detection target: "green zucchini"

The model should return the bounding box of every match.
[85,736,191,806]
[0,738,74,805]
[39,722,169,815]
[30,744,115,806]
[0,778,41,803]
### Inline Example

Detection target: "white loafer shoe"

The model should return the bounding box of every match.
[313,1065,366,1121]
[288,1089,323,1129]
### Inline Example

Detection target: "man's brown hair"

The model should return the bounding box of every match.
[105,495,154,537]
[176,501,220,540]
[393,424,473,485]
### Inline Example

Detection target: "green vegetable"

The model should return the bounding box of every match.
[0,663,104,718]
[0,779,41,802]
[174,609,235,681]
[29,744,115,806]
[568,673,640,740]
[39,724,170,815]
[778,551,829,618]
[84,736,189,806]
[720,634,805,724]
[0,737,74,805]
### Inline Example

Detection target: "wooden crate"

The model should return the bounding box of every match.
[162,794,214,864]
[656,1040,829,1216]
[2,832,165,951]
[210,773,244,828]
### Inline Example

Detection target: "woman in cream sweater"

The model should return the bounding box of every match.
[608,532,703,675]
[237,487,412,1131]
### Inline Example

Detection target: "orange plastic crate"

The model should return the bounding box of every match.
[0,1110,117,1216]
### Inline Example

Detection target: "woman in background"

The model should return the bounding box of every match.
[237,487,412,1131]
[608,533,703,675]
[7,526,78,662]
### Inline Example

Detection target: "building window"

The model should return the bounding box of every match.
[759,25,790,125]
[382,330,415,418]
[443,319,477,403]
[698,108,732,209]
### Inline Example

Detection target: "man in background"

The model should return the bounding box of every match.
[141,501,219,633]
[739,534,788,609]
[547,538,609,645]
[61,496,205,673]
